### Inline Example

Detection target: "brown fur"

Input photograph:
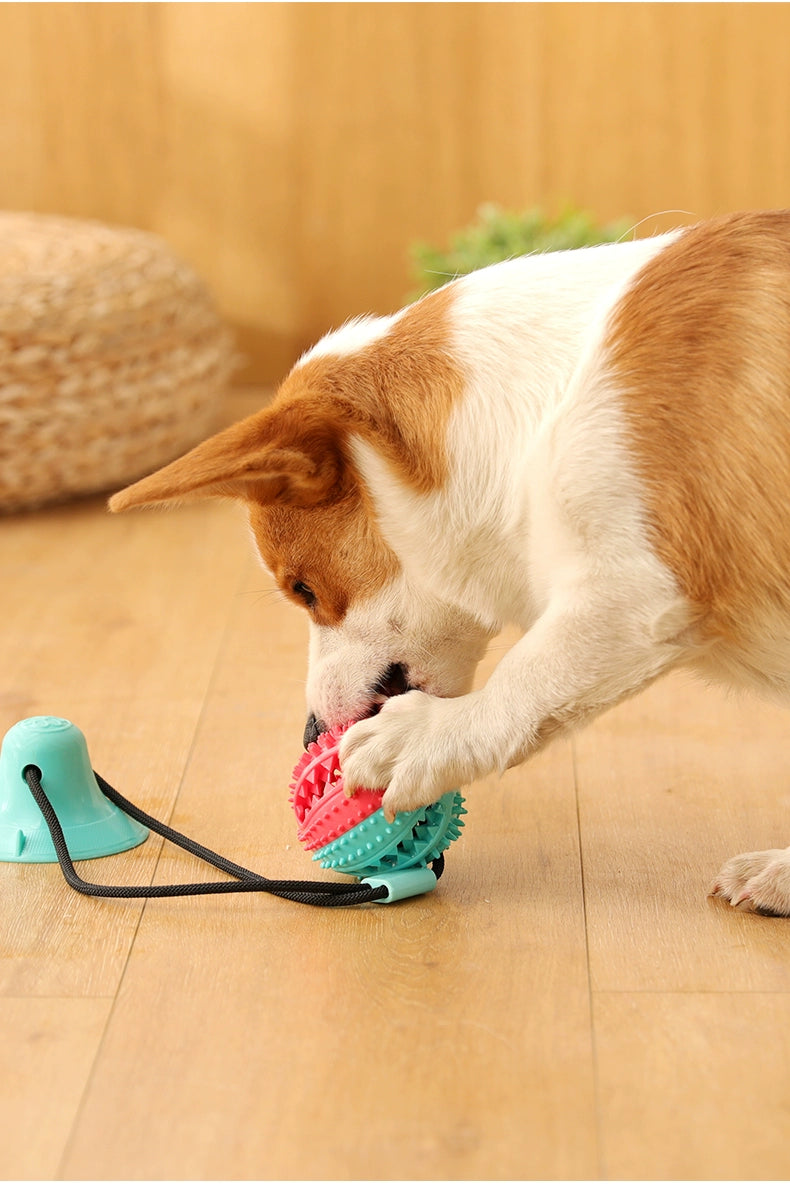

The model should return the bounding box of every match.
[276,281,463,493]
[109,283,462,625]
[606,210,790,643]
[249,493,398,627]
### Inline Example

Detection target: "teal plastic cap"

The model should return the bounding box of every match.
[361,866,438,903]
[0,716,148,862]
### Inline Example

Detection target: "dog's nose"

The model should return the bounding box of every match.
[303,712,325,748]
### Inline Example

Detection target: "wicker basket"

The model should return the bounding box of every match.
[0,212,235,512]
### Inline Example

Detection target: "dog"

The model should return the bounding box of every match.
[110,209,790,916]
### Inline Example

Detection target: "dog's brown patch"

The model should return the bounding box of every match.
[249,283,462,621]
[606,210,790,641]
[280,281,463,493]
[110,283,462,623]
[249,490,399,627]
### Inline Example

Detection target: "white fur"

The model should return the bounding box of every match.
[298,312,399,363]
[341,340,693,816]
[711,848,790,915]
[350,236,680,629]
[305,575,491,727]
[293,235,695,815]
[293,232,789,913]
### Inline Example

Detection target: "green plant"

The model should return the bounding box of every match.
[410,203,634,297]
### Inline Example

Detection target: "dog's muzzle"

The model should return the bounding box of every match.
[303,662,414,749]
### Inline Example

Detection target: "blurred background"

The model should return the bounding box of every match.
[1,1,789,385]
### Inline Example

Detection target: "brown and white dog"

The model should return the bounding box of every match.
[111,210,790,916]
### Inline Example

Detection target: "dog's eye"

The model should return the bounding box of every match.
[291,580,317,609]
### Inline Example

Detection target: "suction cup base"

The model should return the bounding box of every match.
[0,716,148,863]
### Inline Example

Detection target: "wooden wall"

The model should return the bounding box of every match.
[1,2,789,382]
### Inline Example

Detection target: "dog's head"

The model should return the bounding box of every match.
[111,300,493,743]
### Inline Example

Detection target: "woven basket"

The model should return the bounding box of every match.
[0,212,235,512]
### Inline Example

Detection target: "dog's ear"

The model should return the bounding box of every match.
[109,402,344,512]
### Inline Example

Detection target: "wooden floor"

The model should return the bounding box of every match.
[3,390,790,1181]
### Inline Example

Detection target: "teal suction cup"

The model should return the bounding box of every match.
[0,716,148,862]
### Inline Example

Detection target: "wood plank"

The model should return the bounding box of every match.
[595,991,790,1179]
[9,376,790,1177]
[576,672,790,992]
[0,454,252,997]
[61,580,598,1180]
[0,997,112,1180]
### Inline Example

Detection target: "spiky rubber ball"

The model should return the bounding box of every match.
[289,723,466,878]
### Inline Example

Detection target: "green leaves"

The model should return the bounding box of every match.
[410,203,634,297]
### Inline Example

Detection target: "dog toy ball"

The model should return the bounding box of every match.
[289,723,466,879]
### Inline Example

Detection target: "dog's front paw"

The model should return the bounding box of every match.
[339,690,485,821]
[710,847,790,916]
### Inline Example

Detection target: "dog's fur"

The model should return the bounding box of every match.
[111,210,790,916]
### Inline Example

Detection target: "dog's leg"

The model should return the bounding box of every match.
[340,582,689,820]
[710,849,790,916]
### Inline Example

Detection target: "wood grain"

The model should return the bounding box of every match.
[595,992,790,1179]
[0,398,258,998]
[576,672,790,992]
[3,390,790,1177]
[0,998,112,1179]
[59,583,596,1180]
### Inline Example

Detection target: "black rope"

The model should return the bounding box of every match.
[23,765,445,907]
[23,765,386,906]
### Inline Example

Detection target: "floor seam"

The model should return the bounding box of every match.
[54,550,250,1178]
[573,736,607,1181]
